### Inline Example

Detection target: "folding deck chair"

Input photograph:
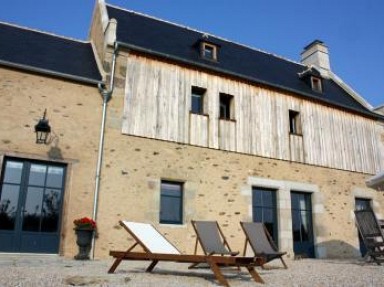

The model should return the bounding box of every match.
[354,209,384,265]
[108,221,265,286]
[191,220,240,256]
[240,222,287,269]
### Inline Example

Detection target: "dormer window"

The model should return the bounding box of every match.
[201,42,217,61]
[311,76,322,93]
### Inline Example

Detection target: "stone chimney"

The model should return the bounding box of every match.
[301,40,331,75]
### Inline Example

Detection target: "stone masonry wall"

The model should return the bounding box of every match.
[0,67,102,257]
[95,134,384,259]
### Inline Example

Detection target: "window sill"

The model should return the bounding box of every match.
[219,118,236,123]
[190,111,209,117]
[159,223,187,228]
[289,132,303,137]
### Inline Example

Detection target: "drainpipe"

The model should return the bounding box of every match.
[91,42,119,259]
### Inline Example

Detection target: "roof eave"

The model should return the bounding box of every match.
[0,60,102,86]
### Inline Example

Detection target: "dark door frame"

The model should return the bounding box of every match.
[0,156,67,253]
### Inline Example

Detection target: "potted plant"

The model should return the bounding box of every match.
[73,217,96,260]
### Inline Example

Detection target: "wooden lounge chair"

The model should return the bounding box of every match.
[354,209,384,265]
[191,220,240,256]
[240,222,287,269]
[108,221,265,286]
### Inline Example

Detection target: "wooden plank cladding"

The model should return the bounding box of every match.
[189,113,209,147]
[122,55,382,174]
[219,120,236,151]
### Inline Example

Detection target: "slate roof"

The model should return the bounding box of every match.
[0,22,102,84]
[106,5,380,119]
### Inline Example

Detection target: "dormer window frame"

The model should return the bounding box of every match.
[311,76,323,93]
[200,42,218,62]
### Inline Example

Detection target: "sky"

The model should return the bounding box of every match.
[0,0,383,107]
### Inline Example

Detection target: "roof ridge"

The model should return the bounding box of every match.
[0,21,91,44]
[106,4,305,67]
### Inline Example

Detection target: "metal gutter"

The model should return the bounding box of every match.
[0,59,102,85]
[91,41,118,259]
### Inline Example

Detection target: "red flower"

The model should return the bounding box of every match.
[74,217,97,230]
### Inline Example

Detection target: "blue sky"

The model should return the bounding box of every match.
[0,0,383,107]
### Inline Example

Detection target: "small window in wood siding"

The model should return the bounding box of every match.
[311,76,322,93]
[191,86,206,115]
[289,110,302,135]
[219,93,234,120]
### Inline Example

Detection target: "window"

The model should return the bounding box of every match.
[311,76,322,93]
[252,187,278,245]
[191,86,206,114]
[160,181,183,224]
[289,110,301,135]
[201,42,217,61]
[219,93,234,120]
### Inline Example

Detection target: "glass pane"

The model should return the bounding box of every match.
[161,182,181,197]
[292,210,301,242]
[355,198,371,211]
[253,207,262,222]
[46,167,64,188]
[0,184,20,230]
[204,46,213,59]
[160,196,181,223]
[28,164,47,186]
[41,188,61,232]
[252,189,262,207]
[22,187,43,232]
[298,195,307,210]
[3,161,23,184]
[191,94,202,114]
[263,208,274,223]
[263,191,274,208]
[300,211,312,241]
[291,193,299,210]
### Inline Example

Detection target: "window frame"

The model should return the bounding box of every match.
[311,76,322,93]
[289,110,302,135]
[159,180,184,225]
[219,93,235,120]
[201,42,218,61]
[252,187,278,246]
[191,86,206,115]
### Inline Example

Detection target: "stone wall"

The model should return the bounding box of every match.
[0,67,102,257]
[95,129,384,259]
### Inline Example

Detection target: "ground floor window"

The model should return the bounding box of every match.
[159,180,183,224]
[252,187,278,245]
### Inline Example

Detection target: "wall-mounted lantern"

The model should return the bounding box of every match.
[34,109,51,144]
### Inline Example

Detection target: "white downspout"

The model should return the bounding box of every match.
[91,42,118,259]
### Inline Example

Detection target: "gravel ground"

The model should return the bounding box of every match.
[0,255,383,287]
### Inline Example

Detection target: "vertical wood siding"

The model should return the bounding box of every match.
[122,55,382,174]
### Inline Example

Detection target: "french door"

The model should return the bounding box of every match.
[291,191,315,258]
[355,198,372,257]
[0,157,66,253]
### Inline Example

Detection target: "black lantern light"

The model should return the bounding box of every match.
[34,109,51,144]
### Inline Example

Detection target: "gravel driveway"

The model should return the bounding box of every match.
[0,255,382,287]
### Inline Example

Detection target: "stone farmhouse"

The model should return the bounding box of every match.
[0,1,384,259]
